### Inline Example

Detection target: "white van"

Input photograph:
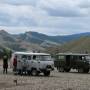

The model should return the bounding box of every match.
[10,52,54,76]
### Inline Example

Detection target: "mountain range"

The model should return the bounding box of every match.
[15,31,90,44]
[0,30,90,53]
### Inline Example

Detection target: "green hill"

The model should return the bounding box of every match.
[46,36,90,55]
[58,36,90,53]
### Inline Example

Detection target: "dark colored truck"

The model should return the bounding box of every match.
[54,53,90,73]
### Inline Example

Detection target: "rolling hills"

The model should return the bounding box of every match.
[45,36,90,55]
[55,36,90,53]
[0,30,45,51]
[0,30,90,53]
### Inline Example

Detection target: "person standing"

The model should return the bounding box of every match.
[3,55,8,74]
[13,55,17,73]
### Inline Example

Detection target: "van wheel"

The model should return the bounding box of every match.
[78,68,83,73]
[17,70,21,75]
[31,69,38,76]
[58,67,64,72]
[64,68,71,72]
[27,71,31,75]
[83,68,89,73]
[44,71,50,76]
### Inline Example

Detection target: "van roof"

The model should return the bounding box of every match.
[57,53,90,56]
[13,52,50,56]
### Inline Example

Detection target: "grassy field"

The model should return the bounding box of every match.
[0,60,90,90]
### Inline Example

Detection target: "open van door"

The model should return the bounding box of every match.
[66,55,71,66]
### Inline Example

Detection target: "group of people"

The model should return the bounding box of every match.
[2,55,17,74]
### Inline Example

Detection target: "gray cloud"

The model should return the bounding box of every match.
[0,10,37,26]
[43,7,86,17]
[38,0,89,17]
[0,0,90,35]
[0,0,38,6]
[78,0,90,8]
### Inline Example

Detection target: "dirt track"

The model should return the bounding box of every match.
[0,60,90,90]
[0,68,90,90]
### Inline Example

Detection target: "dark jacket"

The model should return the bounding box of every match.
[13,57,17,67]
[3,56,8,68]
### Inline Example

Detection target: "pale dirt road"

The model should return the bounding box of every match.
[0,60,90,90]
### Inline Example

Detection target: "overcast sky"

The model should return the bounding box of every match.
[0,0,90,35]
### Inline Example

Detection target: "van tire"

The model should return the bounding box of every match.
[27,71,31,75]
[44,71,50,76]
[58,67,64,72]
[83,68,89,73]
[64,68,71,72]
[78,68,83,73]
[31,69,38,76]
[17,70,21,75]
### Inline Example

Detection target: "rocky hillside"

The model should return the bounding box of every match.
[14,31,90,44]
[0,30,44,51]
[0,30,90,53]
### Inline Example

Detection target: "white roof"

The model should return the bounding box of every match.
[13,51,50,56]
[57,53,90,56]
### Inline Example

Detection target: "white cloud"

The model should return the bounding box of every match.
[37,0,89,17]
[78,0,90,8]
[0,3,48,26]
[0,0,90,35]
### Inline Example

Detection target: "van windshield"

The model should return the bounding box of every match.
[39,55,52,61]
[85,56,90,62]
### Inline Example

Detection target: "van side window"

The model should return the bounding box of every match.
[15,55,19,59]
[22,55,27,60]
[79,56,82,60]
[28,56,31,60]
[33,55,36,60]
[58,56,65,60]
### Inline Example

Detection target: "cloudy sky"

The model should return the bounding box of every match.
[0,0,90,35]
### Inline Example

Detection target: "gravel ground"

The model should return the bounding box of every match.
[0,69,90,90]
[0,61,90,90]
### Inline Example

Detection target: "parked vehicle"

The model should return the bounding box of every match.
[10,52,54,76]
[54,53,90,73]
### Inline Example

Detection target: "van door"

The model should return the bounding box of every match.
[26,55,32,70]
[16,55,23,70]
[66,55,71,66]
[20,55,28,71]
[27,55,40,71]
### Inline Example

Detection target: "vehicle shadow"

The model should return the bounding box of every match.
[54,70,90,75]
[14,73,55,78]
